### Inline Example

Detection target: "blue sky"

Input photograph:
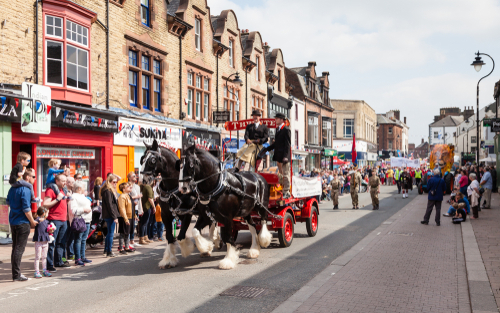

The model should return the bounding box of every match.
[208,0,500,144]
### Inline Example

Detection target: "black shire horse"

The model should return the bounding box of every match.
[178,146,271,270]
[141,140,218,269]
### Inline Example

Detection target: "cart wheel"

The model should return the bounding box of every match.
[278,213,294,247]
[418,184,423,195]
[306,206,319,237]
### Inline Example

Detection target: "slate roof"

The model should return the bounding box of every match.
[429,115,464,127]
[211,16,219,33]
[167,0,181,15]
[289,67,307,76]
[241,34,248,53]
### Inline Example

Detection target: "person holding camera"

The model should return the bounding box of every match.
[421,169,446,226]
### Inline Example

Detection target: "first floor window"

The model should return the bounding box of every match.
[129,71,137,106]
[230,102,233,121]
[204,94,209,121]
[187,89,193,118]
[154,78,161,112]
[343,119,354,138]
[224,99,228,111]
[308,116,319,145]
[295,130,299,147]
[46,40,63,85]
[66,45,88,90]
[332,119,337,138]
[434,132,438,138]
[196,91,201,120]
[471,136,477,143]
[142,75,150,109]
[322,120,331,147]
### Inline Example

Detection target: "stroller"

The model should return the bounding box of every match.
[86,206,107,249]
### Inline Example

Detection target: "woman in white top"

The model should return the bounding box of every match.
[70,182,92,265]
[467,173,480,219]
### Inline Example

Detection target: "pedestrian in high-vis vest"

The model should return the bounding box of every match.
[395,167,401,194]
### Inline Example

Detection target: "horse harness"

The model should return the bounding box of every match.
[179,157,282,220]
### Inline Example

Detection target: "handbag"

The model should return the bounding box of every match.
[71,213,87,233]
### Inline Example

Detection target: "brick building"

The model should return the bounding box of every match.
[286,62,332,170]
[377,110,409,159]
[413,139,429,159]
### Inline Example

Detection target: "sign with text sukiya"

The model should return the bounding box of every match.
[21,83,51,134]
[114,117,182,149]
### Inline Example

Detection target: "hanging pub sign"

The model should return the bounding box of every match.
[490,118,500,132]
[114,117,182,149]
[52,106,118,133]
[0,93,22,122]
[224,118,277,131]
[21,82,52,134]
[213,111,230,124]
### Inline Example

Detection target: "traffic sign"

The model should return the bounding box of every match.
[213,111,230,124]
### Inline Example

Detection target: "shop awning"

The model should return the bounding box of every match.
[324,149,337,156]
[51,101,119,133]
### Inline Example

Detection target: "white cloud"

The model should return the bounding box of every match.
[208,0,500,141]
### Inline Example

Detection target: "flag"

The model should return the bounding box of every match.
[351,133,357,166]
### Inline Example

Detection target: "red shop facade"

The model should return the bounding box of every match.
[11,104,117,200]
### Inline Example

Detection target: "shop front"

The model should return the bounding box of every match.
[114,117,183,182]
[321,148,337,170]
[305,146,321,171]
[292,150,308,174]
[183,128,221,159]
[11,102,118,200]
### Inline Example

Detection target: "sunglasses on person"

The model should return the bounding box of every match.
[26,159,31,163]
[112,181,118,184]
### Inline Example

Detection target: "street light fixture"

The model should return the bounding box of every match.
[470,51,495,165]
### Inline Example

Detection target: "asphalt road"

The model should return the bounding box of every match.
[0,184,418,313]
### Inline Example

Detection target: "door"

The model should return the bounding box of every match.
[113,146,134,194]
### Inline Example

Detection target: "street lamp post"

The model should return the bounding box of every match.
[225,72,243,149]
[471,51,495,165]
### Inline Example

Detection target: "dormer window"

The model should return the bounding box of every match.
[195,19,201,51]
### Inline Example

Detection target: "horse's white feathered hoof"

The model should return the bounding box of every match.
[178,238,195,258]
[159,243,178,269]
[193,228,215,254]
[219,244,239,270]
[258,223,273,248]
[247,248,260,259]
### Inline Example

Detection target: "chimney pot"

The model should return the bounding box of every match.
[422,138,424,144]
[404,117,407,124]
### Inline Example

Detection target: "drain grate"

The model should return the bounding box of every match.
[220,286,268,299]
[388,231,414,236]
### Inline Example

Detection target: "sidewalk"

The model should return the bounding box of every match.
[471,193,500,309]
[273,193,474,313]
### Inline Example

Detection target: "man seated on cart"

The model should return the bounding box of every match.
[235,109,269,171]
[259,112,291,199]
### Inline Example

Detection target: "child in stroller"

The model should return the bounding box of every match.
[86,205,107,249]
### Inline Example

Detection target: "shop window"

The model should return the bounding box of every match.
[195,19,201,51]
[187,72,211,121]
[308,116,319,145]
[142,74,150,109]
[343,118,353,138]
[44,15,90,92]
[141,0,150,27]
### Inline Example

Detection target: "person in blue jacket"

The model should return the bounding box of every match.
[421,169,446,226]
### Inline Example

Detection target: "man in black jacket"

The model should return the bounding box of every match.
[260,112,291,198]
[236,110,269,170]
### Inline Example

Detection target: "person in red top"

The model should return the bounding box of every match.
[42,174,68,272]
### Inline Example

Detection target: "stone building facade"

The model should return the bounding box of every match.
[330,100,377,166]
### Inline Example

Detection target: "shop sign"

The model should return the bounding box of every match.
[114,118,182,149]
[324,149,337,156]
[213,111,230,124]
[224,118,277,131]
[183,128,220,151]
[490,119,500,132]
[53,109,118,133]
[0,94,22,123]
[21,82,51,134]
[36,147,96,159]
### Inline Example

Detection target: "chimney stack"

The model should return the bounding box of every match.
[422,138,424,144]
[263,42,270,54]
[404,117,406,124]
